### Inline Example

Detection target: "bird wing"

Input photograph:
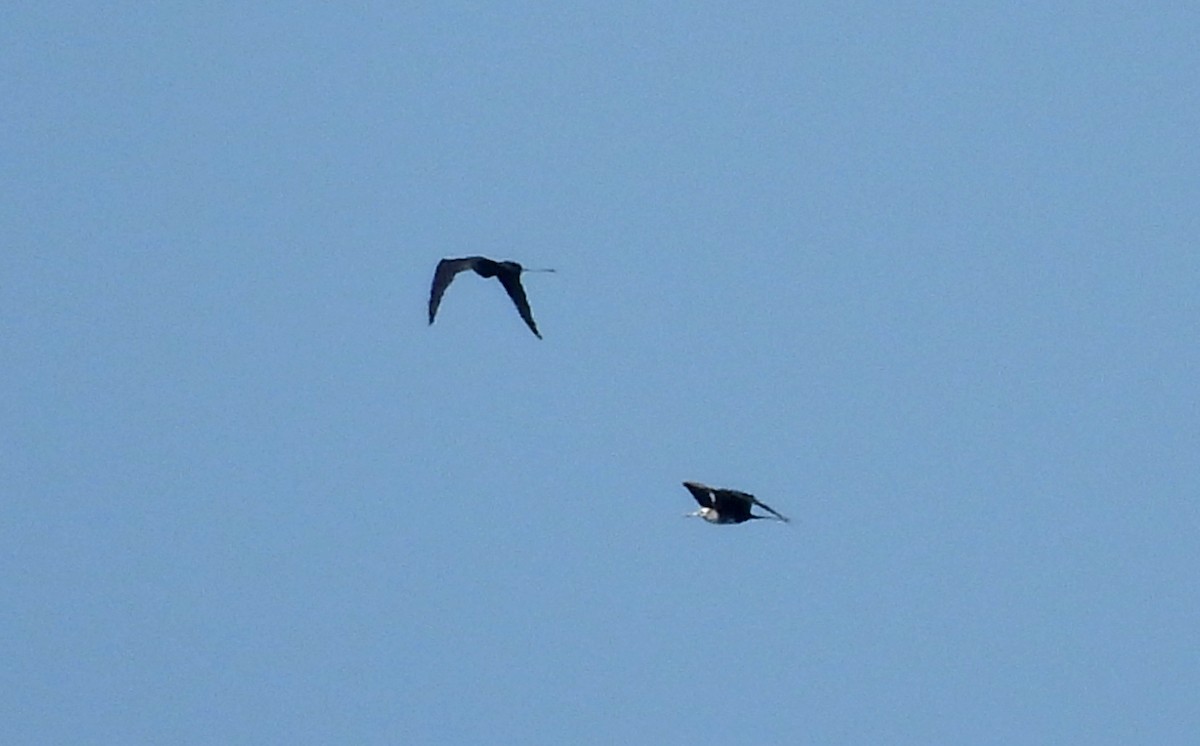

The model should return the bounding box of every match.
[496,268,542,338]
[428,257,478,324]
[682,481,715,508]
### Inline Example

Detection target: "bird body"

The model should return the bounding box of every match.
[428,256,550,338]
[682,481,790,524]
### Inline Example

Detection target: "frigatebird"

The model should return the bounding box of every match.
[428,256,553,338]
[682,481,790,524]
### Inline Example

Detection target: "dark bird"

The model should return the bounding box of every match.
[681,481,790,524]
[428,256,553,338]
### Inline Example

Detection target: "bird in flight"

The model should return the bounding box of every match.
[428,256,553,338]
[681,481,790,524]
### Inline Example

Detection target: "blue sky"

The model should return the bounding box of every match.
[3,3,1197,743]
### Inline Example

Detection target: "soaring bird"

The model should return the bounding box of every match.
[682,481,790,524]
[428,256,553,338]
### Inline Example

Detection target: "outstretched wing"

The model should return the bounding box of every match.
[496,269,541,338]
[428,257,478,324]
[682,481,715,508]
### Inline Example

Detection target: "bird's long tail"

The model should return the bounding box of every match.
[756,512,791,524]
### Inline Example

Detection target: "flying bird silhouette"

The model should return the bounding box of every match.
[428,256,553,338]
[681,481,790,524]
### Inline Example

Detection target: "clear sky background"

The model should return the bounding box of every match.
[3,3,1197,744]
